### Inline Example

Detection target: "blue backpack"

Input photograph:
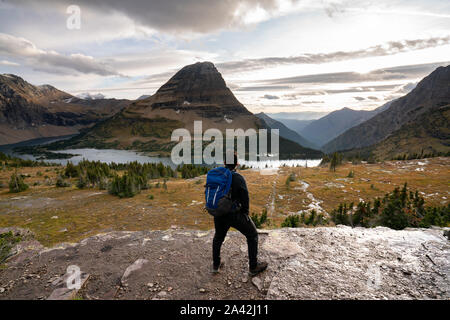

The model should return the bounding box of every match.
[205,167,236,217]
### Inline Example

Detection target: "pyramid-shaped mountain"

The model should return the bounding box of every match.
[57,62,322,158]
[123,61,258,133]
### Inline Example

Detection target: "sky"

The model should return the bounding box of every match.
[0,0,449,116]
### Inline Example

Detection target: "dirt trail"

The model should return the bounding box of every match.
[1,226,448,300]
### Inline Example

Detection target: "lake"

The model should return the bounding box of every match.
[0,136,322,168]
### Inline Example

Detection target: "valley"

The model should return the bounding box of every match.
[0,157,448,247]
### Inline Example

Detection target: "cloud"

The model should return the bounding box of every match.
[217,36,450,74]
[324,84,399,94]
[383,82,418,101]
[302,100,325,104]
[266,61,450,85]
[12,0,300,35]
[396,82,417,93]
[0,33,121,76]
[0,60,19,66]
[262,94,280,99]
[235,85,291,91]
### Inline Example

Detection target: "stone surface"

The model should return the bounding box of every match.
[0,226,448,300]
[251,277,263,291]
[47,272,90,300]
[121,259,149,285]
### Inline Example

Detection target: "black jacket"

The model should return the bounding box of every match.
[230,171,249,215]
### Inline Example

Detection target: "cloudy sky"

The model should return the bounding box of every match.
[0,0,449,115]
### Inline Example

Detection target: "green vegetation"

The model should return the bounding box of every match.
[331,183,450,230]
[329,152,342,172]
[0,231,21,264]
[285,173,296,189]
[9,172,29,193]
[109,173,144,198]
[12,146,77,160]
[56,175,71,188]
[58,160,208,197]
[281,215,300,228]
[0,152,56,168]
[251,208,268,228]
[281,210,327,228]
[392,150,450,161]
[178,164,209,179]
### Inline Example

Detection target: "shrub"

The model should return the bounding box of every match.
[251,208,268,228]
[9,172,29,193]
[64,162,79,178]
[285,173,296,188]
[109,173,142,198]
[56,175,71,188]
[179,164,209,179]
[347,170,354,178]
[329,152,342,172]
[77,173,88,189]
[306,209,316,225]
[331,183,449,230]
[281,215,300,228]
[0,231,22,264]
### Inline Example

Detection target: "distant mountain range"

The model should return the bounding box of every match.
[3,63,447,161]
[323,65,450,159]
[0,74,129,145]
[255,112,317,149]
[267,111,329,121]
[269,103,393,148]
[273,118,314,134]
[52,62,322,159]
[297,103,392,147]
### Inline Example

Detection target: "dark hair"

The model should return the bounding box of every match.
[225,152,238,170]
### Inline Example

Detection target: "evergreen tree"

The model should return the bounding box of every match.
[9,172,29,193]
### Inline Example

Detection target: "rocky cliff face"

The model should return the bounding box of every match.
[141,62,252,117]
[323,66,450,155]
[0,74,129,145]
[1,226,448,300]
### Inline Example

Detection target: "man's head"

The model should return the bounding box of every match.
[225,152,239,171]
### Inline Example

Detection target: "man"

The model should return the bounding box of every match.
[212,153,268,276]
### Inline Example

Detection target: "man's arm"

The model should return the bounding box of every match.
[235,174,249,215]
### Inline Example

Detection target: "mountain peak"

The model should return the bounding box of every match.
[136,61,251,116]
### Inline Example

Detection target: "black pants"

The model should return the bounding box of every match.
[213,212,258,269]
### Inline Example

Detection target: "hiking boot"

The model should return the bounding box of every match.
[249,261,268,276]
[212,262,224,274]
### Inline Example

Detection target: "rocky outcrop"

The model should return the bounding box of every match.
[0,226,448,300]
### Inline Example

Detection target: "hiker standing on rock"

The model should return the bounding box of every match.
[205,153,268,276]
